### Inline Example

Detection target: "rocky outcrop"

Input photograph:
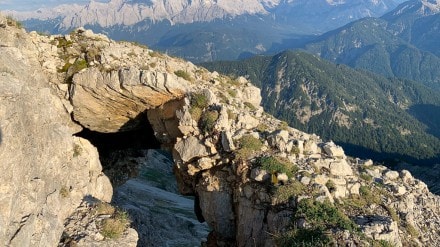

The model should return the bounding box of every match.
[0,16,114,246]
[1,16,440,247]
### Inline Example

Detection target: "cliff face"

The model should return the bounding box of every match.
[0,16,113,246]
[1,15,440,247]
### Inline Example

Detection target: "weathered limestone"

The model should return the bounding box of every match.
[0,19,113,246]
[357,216,402,247]
[3,20,440,247]
[70,67,189,133]
[323,141,345,158]
[174,136,210,163]
[329,159,353,176]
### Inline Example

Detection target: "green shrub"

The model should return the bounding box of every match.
[190,93,208,109]
[190,107,203,123]
[174,70,192,81]
[199,110,219,133]
[258,156,297,178]
[280,121,289,130]
[227,109,237,121]
[359,185,381,205]
[96,202,115,215]
[375,240,395,247]
[296,199,357,232]
[256,123,269,132]
[100,209,130,239]
[276,227,333,247]
[73,143,82,157]
[236,135,263,159]
[59,186,70,198]
[149,51,162,57]
[326,180,337,193]
[227,89,237,97]
[6,16,23,28]
[360,173,373,182]
[56,37,73,49]
[244,102,257,111]
[291,145,300,155]
[272,180,305,203]
[405,223,419,238]
[386,206,399,222]
[189,93,208,122]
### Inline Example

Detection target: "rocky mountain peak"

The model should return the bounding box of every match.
[1,13,440,246]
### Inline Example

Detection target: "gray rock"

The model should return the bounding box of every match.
[0,25,112,246]
[357,216,402,247]
[173,136,209,163]
[329,159,353,176]
[322,141,345,158]
[384,171,400,181]
[251,168,270,182]
[221,131,235,152]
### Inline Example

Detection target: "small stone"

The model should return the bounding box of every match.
[400,170,413,183]
[384,171,399,181]
[300,176,311,185]
[361,159,374,167]
[314,174,329,185]
[393,185,407,196]
[348,183,361,195]
[322,141,345,158]
[329,159,353,176]
[277,173,289,184]
[251,168,270,182]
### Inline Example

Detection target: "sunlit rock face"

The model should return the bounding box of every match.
[1,14,440,247]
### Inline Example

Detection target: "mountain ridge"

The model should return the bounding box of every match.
[4,0,407,62]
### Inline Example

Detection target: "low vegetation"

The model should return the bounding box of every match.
[100,208,130,239]
[277,199,358,246]
[199,110,219,134]
[325,180,337,193]
[236,135,263,159]
[258,156,297,178]
[272,180,305,204]
[6,16,23,28]
[189,93,208,122]
[174,70,192,81]
[59,186,70,198]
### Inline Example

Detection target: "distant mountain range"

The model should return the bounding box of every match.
[4,0,407,62]
[202,50,440,164]
[292,0,440,89]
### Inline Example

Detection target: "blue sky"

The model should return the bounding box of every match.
[0,0,92,11]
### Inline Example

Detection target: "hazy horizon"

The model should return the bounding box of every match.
[0,0,93,11]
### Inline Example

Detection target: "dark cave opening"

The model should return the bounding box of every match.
[75,115,162,186]
[73,113,209,246]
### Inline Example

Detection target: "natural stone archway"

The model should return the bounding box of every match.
[70,67,190,133]
[75,112,161,186]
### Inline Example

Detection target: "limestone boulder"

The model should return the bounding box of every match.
[70,67,190,133]
[322,142,345,158]
[357,216,402,247]
[173,136,210,163]
[267,130,290,152]
[251,168,270,182]
[329,159,353,177]
[241,84,262,108]
[197,171,235,239]
[0,25,112,246]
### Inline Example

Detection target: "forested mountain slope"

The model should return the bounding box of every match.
[202,50,440,164]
